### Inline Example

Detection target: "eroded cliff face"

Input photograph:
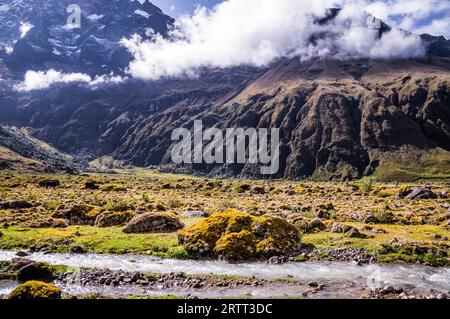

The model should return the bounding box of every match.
[1,56,449,180]
[106,57,449,180]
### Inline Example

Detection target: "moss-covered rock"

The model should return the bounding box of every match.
[52,205,102,226]
[101,184,127,192]
[95,211,136,227]
[178,209,301,261]
[8,281,61,299]
[27,218,69,229]
[38,179,60,188]
[123,212,184,234]
[17,262,56,282]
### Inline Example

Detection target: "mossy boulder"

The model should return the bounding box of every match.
[52,205,102,226]
[27,218,69,229]
[123,212,184,233]
[38,179,60,188]
[101,184,127,192]
[1,200,33,209]
[85,181,100,190]
[8,281,61,299]
[178,209,301,261]
[17,262,56,282]
[95,211,136,227]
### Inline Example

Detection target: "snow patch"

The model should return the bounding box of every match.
[0,4,10,12]
[87,14,104,21]
[19,22,33,39]
[134,9,151,19]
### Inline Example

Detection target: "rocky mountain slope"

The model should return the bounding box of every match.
[0,1,449,180]
[113,57,450,180]
[0,125,81,173]
[0,0,173,76]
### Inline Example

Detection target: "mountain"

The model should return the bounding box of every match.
[0,125,81,173]
[0,0,173,76]
[0,1,449,181]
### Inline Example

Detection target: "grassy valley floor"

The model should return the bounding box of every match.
[0,171,449,265]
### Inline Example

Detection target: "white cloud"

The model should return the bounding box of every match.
[413,19,450,39]
[122,0,429,81]
[15,70,126,92]
[365,0,450,38]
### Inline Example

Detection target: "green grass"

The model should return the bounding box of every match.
[0,226,188,258]
[375,147,450,182]
[303,222,449,249]
[301,222,450,266]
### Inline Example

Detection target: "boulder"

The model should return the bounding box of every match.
[364,215,380,224]
[95,211,136,227]
[2,200,33,209]
[178,209,301,261]
[346,228,366,239]
[27,218,69,229]
[8,281,61,299]
[306,218,326,233]
[403,187,437,200]
[52,205,102,225]
[123,212,184,234]
[85,181,100,190]
[8,258,34,271]
[250,186,266,194]
[17,262,56,282]
[38,179,60,188]
[330,222,352,233]
[183,210,210,218]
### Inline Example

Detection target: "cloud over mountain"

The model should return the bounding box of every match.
[122,0,429,80]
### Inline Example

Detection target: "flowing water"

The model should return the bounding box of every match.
[1,250,449,298]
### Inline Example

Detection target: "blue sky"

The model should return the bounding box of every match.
[152,0,222,17]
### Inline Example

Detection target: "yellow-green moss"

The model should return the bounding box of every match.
[8,281,61,299]
[178,209,301,261]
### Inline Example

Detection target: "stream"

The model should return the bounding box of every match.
[1,250,449,299]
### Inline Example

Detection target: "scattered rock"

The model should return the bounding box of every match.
[38,179,60,188]
[2,200,33,209]
[267,256,287,264]
[250,186,266,195]
[123,212,184,234]
[52,205,101,226]
[16,251,29,257]
[17,262,56,282]
[308,282,319,288]
[317,210,331,219]
[27,218,69,229]
[364,215,380,224]
[380,285,395,294]
[346,228,366,239]
[95,211,136,227]
[183,210,210,218]
[8,258,34,271]
[330,223,352,234]
[403,187,437,200]
[8,281,61,299]
[305,218,326,233]
[70,245,87,254]
[85,181,100,190]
